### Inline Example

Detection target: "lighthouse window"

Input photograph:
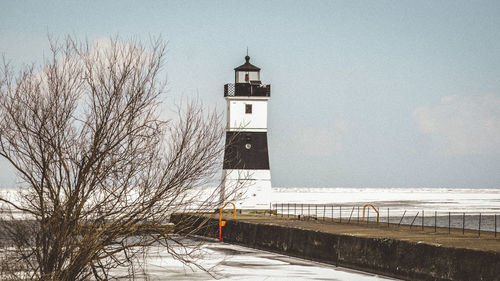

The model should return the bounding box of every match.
[245,104,252,114]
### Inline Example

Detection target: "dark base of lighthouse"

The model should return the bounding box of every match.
[221,131,272,209]
[223,131,270,170]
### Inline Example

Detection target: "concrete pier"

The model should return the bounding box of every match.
[171,213,500,281]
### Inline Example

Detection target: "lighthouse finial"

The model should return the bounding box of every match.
[245,47,250,62]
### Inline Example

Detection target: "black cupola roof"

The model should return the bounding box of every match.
[234,55,261,71]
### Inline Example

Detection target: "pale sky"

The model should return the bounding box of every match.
[1,0,500,188]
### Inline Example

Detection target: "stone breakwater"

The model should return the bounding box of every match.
[171,213,500,281]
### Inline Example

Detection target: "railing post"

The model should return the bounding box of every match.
[422,210,424,231]
[281,203,283,217]
[398,210,406,227]
[367,207,369,224]
[315,205,318,218]
[387,208,390,228]
[348,206,354,223]
[478,213,481,237]
[331,205,334,222]
[357,206,360,224]
[495,214,497,238]
[323,205,326,221]
[288,203,290,218]
[434,211,437,232]
[410,212,419,229]
[448,212,451,234]
[340,206,342,223]
[462,212,465,235]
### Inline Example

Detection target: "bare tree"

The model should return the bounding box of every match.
[0,36,232,280]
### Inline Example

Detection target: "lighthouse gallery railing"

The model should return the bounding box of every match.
[224,83,271,97]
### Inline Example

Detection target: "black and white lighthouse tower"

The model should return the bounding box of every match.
[221,55,272,209]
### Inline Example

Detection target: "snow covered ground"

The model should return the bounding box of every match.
[111,237,399,281]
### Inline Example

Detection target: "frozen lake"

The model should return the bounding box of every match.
[112,237,399,281]
[2,187,499,279]
[270,187,500,213]
[3,186,500,213]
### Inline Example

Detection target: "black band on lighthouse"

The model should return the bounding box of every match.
[223,131,270,170]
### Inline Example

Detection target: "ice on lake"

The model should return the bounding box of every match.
[269,187,500,213]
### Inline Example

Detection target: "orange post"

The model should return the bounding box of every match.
[362,203,380,223]
[219,202,236,242]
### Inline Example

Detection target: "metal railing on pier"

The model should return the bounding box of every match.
[270,203,499,238]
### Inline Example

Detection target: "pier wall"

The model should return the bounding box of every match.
[171,214,500,281]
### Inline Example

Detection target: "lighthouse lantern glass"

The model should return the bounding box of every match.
[236,71,260,83]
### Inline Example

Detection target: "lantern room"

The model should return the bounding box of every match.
[235,55,261,83]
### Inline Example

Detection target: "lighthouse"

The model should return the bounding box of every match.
[221,55,272,209]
